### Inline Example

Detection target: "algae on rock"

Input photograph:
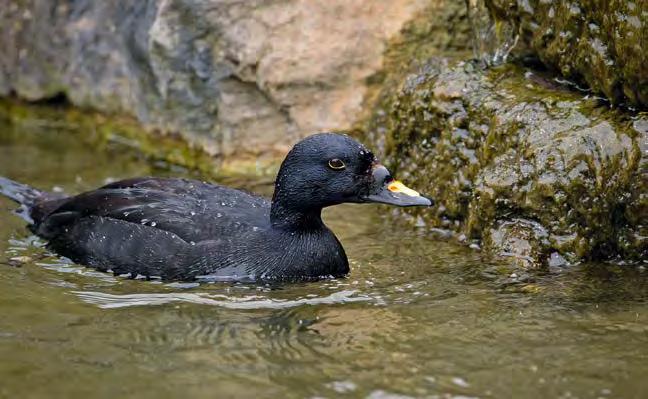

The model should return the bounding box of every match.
[361,0,472,159]
[485,0,647,110]
[0,99,220,177]
[378,58,646,266]
[0,98,285,177]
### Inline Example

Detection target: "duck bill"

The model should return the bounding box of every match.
[362,165,433,207]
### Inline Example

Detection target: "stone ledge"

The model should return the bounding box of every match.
[372,58,646,266]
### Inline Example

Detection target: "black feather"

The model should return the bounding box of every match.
[0,133,398,282]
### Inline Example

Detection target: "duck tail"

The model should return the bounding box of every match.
[0,176,45,207]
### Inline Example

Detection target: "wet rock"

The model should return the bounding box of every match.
[485,0,648,109]
[484,219,550,269]
[0,0,436,158]
[376,58,646,267]
[465,0,519,66]
[547,252,568,268]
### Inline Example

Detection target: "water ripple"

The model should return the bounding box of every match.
[73,289,372,309]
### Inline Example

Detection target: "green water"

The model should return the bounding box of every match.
[0,114,647,399]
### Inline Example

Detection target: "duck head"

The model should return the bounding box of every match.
[271,133,431,226]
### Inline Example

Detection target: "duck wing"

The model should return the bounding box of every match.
[34,177,270,243]
[46,214,193,278]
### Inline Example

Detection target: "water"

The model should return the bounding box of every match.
[1,111,648,398]
[466,0,519,66]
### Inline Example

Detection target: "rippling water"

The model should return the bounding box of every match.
[1,111,647,398]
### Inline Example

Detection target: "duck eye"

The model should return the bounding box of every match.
[328,158,346,170]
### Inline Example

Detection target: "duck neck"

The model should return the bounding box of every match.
[270,198,325,231]
[270,163,328,231]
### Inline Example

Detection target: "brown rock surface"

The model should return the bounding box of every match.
[0,0,431,158]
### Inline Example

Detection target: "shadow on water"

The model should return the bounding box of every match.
[1,112,647,398]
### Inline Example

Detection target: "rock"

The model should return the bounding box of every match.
[547,252,568,268]
[485,0,648,109]
[0,0,438,158]
[484,219,550,269]
[375,58,646,267]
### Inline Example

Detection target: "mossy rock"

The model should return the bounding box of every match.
[0,99,282,179]
[376,58,646,267]
[486,0,647,109]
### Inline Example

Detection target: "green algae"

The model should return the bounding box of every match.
[486,0,647,110]
[373,58,646,266]
[0,98,282,179]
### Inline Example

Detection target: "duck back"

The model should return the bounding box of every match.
[29,177,348,280]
